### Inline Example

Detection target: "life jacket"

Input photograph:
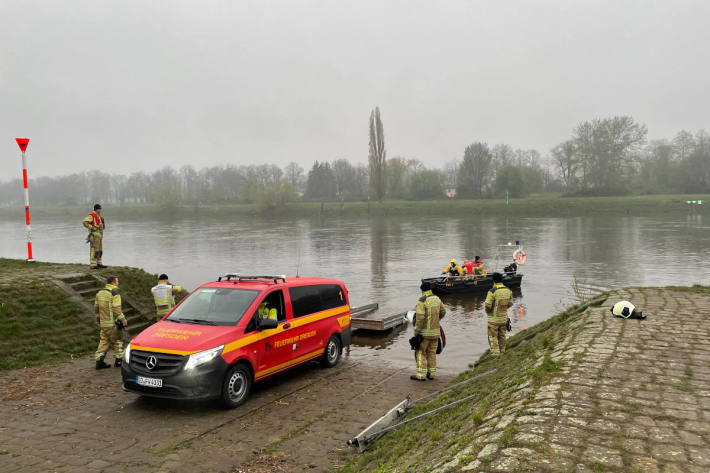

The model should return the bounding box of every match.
[464,263,473,274]
[89,211,101,227]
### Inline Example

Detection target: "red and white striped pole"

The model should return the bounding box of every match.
[15,138,35,262]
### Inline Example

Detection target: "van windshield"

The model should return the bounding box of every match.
[166,288,259,326]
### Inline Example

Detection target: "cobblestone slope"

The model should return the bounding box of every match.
[430,288,710,473]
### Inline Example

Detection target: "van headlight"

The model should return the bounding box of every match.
[124,345,131,364]
[184,345,224,370]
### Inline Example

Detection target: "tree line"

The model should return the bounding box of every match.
[1,113,708,209]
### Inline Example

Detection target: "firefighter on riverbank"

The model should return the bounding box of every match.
[411,281,446,381]
[82,204,106,269]
[442,259,464,276]
[484,272,512,357]
[95,276,127,369]
[151,274,185,322]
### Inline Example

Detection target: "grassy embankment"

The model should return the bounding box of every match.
[0,194,708,220]
[0,258,164,370]
[335,293,609,473]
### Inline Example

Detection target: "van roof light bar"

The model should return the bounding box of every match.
[217,274,286,284]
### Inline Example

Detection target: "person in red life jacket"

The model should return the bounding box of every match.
[463,259,474,275]
[82,204,106,269]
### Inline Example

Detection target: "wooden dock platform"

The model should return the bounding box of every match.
[350,303,407,331]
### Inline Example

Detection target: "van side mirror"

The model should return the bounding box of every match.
[258,318,278,330]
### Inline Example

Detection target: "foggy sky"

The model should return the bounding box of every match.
[1,0,709,179]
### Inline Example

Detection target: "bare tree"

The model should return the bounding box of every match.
[551,140,578,190]
[457,142,493,198]
[443,159,460,189]
[368,106,386,202]
[672,130,695,161]
[283,162,304,190]
[572,116,647,194]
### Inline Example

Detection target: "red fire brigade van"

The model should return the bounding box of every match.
[121,274,351,408]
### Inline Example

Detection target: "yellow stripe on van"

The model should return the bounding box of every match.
[130,345,199,356]
[222,305,350,355]
[255,348,325,379]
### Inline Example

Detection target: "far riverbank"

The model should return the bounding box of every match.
[0,193,708,220]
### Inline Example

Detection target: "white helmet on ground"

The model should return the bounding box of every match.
[611,300,645,319]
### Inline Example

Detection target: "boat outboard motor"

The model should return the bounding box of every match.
[503,262,517,274]
[610,300,646,319]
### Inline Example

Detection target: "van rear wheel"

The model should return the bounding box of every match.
[321,335,341,368]
[221,364,252,408]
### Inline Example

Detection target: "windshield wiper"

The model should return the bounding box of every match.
[178,318,217,325]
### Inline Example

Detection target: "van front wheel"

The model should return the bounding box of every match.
[221,364,252,408]
[321,335,341,368]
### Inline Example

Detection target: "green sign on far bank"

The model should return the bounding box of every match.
[686,200,704,204]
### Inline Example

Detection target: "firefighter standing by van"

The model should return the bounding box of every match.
[411,281,446,381]
[484,272,512,356]
[82,204,106,269]
[151,274,184,322]
[95,276,127,369]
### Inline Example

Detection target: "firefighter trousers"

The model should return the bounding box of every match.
[95,326,123,360]
[487,322,507,356]
[415,337,438,379]
[89,232,103,265]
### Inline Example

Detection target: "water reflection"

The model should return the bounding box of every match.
[0,212,708,373]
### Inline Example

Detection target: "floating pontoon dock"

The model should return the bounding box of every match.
[350,303,406,331]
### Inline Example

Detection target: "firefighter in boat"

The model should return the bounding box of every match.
[442,259,464,276]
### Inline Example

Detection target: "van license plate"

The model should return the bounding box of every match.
[136,376,162,388]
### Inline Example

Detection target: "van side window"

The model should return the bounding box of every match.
[245,289,286,333]
[320,284,345,310]
[290,284,346,318]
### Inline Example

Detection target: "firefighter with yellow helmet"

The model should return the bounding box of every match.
[151,274,185,322]
[442,259,464,276]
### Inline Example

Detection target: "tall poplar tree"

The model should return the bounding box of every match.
[368,107,386,202]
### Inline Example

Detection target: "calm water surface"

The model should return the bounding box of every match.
[1,212,707,375]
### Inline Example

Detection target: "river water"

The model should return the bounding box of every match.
[1,212,707,375]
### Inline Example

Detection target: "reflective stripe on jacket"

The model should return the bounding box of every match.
[415,290,446,339]
[485,283,512,324]
[94,284,125,328]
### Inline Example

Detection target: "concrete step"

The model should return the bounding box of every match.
[70,280,98,291]
[125,313,146,323]
[78,287,100,297]
[126,320,152,337]
[58,274,93,284]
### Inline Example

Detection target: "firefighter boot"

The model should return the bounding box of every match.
[96,356,111,370]
[114,359,122,368]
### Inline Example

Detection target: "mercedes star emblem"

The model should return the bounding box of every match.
[145,355,158,370]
